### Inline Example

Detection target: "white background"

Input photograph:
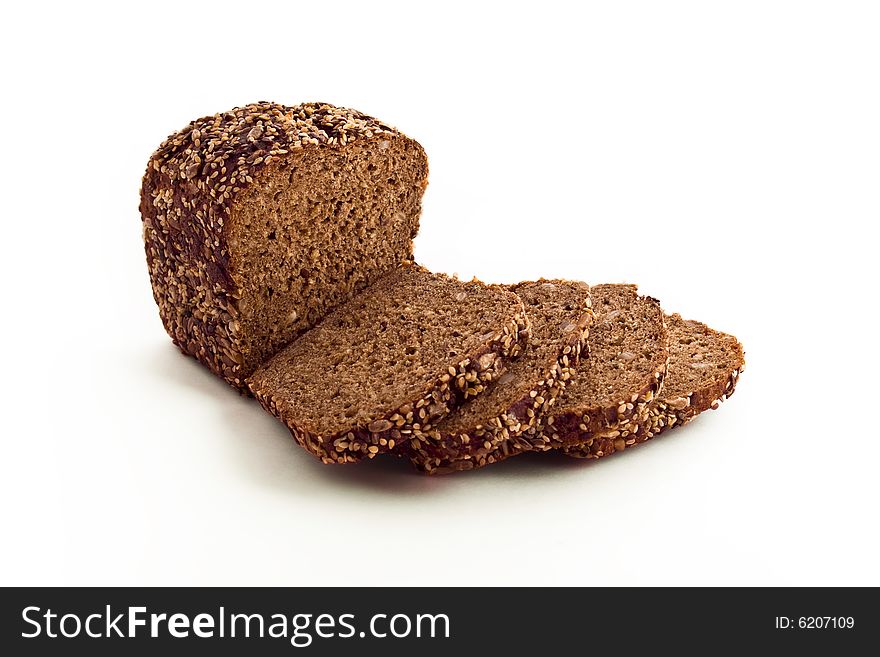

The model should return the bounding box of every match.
[2,1,878,586]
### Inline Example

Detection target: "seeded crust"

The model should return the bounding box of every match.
[403,281,593,474]
[527,284,668,452]
[140,101,428,390]
[565,314,744,459]
[247,265,530,464]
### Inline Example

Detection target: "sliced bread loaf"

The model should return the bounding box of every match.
[564,313,744,459]
[527,284,668,452]
[403,280,593,474]
[141,101,428,389]
[247,265,530,464]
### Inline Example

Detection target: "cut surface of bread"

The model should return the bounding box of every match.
[565,313,744,459]
[248,265,529,463]
[403,280,593,474]
[141,101,428,389]
[528,284,668,451]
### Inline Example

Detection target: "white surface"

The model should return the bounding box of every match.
[2,1,878,586]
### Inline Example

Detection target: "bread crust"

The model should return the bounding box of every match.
[404,281,593,474]
[140,101,427,390]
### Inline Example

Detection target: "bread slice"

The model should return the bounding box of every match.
[404,281,593,474]
[247,265,530,464]
[141,101,428,389]
[564,313,744,459]
[528,284,668,451]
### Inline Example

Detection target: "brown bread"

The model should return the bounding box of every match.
[529,284,669,452]
[564,313,744,459]
[140,101,428,390]
[404,281,593,474]
[247,265,530,464]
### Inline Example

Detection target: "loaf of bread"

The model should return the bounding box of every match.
[141,103,746,475]
[140,101,428,389]
[564,313,744,459]
[248,265,530,464]
[404,280,592,474]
